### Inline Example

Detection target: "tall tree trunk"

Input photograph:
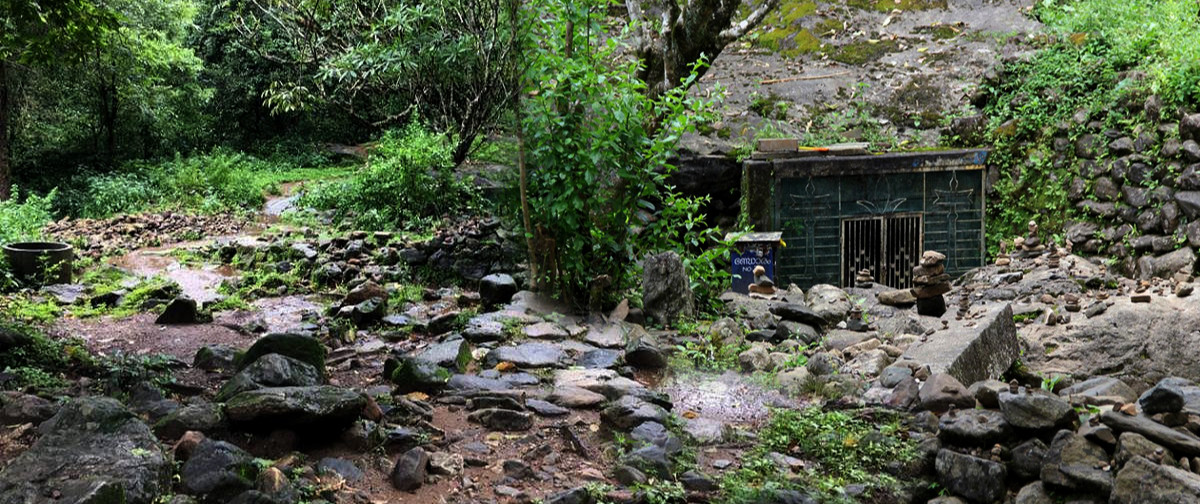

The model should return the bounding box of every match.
[0,61,11,201]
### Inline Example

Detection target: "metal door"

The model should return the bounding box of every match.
[841,213,923,288]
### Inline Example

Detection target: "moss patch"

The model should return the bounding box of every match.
[814,17,844,36]
[846,0,947,12]
[759,28,822,58]
[826,38,900,65]
[915,23,963,40]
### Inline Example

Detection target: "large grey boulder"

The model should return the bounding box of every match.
[180,439,256,500]
[1040,430,1113,494]
[217,353,324,401]
[483,342,566,369]
[225,385,366,431]
[805,284,852,323]
[0,397,171,504]
[1111,455,1200,503]
[641,251,694,326]
[901,303,1018,385]
[999,389,1075,430]
[935,449,1006,504]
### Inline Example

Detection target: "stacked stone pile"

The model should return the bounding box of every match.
[913,250,950,317]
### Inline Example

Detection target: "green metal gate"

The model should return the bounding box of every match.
[769,150,987,289]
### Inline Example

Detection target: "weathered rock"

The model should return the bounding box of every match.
[806,352,845,376]
[935,449,1006,504]
[547,386,607,408]
[806,284,852,323]
[901,304,1018,386]
[194,345,238,371]
[622,445,671,479]
[238,333,326,374]
[584,323,627,348]
[1060,376,1137,405]
[938,409,1011,446]
[180,439,255,500]
[1014,481,1054,504]
[317,457,365,482]
[1136,246,1196,280]
[525,321,568,340]
[218,353,324,401]
[386,356,452,393]
[154,402,225,439]
[641,251,694,325]
[157,296,201,324]
[770,303,826,328]
[1010,437,1048,481]
[552,368,647,400]
[526,399,569,417]
[0,391,57,425]
[999,390,1075,430]
[414,339,472,372]
[225,385,366,431]
[1115,432,1173,468]
[625,328,668,369]
[601,395,668,430]
[775,320,820,345]
[467,408,533,431]
[1101,411,1200,456]
[1111,455,1200,503]
[483,342,565,369]
[967,379,1008,409]
[630,421,684,455]
[1140,379,1187,414]
[738,344,774,372]
[0,397,171,504]
[919,373,975,412]
[391,447,429,491]
[1041,430,1113,494]
[684,417,726,445]
[479,274,518,306]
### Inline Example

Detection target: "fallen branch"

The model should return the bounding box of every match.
[760,71,852,85]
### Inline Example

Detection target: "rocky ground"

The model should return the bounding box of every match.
[7,194,1200,504]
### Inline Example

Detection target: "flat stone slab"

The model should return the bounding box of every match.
[900,303,1018,386]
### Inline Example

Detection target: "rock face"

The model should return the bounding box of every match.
[901,303,1018,385]
[641,251,694,326]
[0,397,171,504]
[225,385,366,431]
[935,449,1006,504]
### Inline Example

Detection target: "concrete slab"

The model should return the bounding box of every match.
[900,303,1018,386]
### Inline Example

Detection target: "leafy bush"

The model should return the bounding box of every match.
[720,407,917,501]
[521,0,721,309]
[0,187,56,245]
[300,123,478,230]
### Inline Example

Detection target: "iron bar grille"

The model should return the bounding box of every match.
[841,214,923,289]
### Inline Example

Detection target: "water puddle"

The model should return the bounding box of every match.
[251,295,324,333]
[108,239,242,304]
[653,369,794,426]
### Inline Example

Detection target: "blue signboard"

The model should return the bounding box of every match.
[730,243,776,294]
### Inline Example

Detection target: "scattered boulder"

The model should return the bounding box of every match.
[218,353,324,401]
[935,449,1007,504]
[919,373,975,412]
[641,251,694,326]
[601,395,668,430]
[180,439,256,500]
[479,274,518,306]
[224,385,366,431]
[238,333,327,374]
[805,284,852,323]
[999,390,1075,430]
[1139,379,1186,414]
[1040,430,1113,494]
[391,447,429,491]
[156,296,202,324]
[0,391,57,425]
[0,397,171,504]
[1111,455,1200,503]
[467,408,534,431]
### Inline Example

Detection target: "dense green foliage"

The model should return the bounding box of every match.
[974,0,1200,252]
[521,0,734,310]
[301,124,479,230]
[720,407,917,502]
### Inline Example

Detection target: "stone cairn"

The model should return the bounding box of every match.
[913,250,950,317]
[1018,220,1045,258]
[854,269,874,288]
[994,241,1011,267]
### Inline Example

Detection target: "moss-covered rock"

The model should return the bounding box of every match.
[236,333,326,374]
